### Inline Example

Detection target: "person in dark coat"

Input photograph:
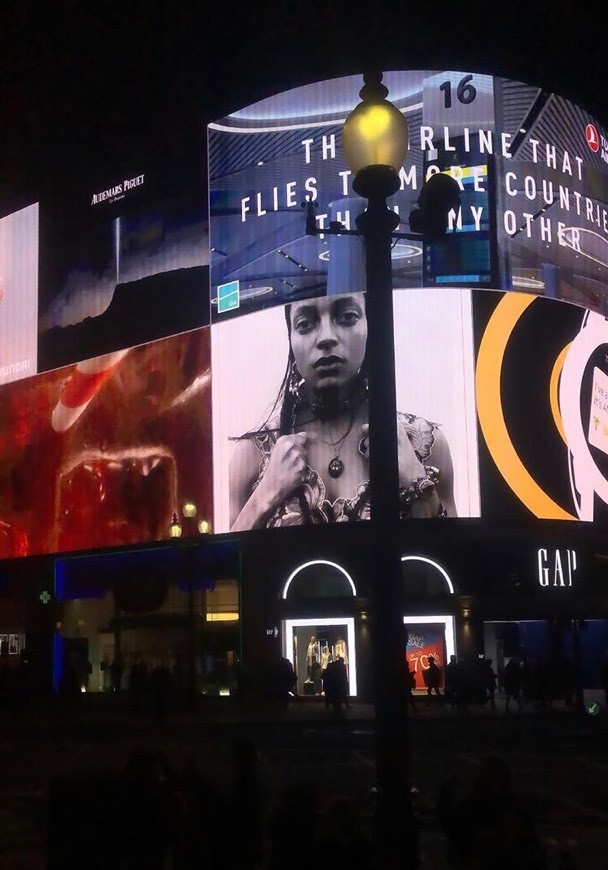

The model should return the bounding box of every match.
[503,657,523,712]
[276,656,297,706]
[323,657,349,710]
[445,654,462,709]
[406,665,418,711]
[426,655,442,698]
[484,658,498,709]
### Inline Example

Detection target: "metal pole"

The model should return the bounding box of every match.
[356,189,417,867]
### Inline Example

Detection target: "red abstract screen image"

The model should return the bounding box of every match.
[0,328,211,558]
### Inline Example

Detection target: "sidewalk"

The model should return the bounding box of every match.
[1,690,605,733]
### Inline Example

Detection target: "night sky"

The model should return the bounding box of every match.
[1,1,607,205]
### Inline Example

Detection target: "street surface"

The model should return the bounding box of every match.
[0,695,606,868]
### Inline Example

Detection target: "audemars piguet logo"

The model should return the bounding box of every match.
[91,173,145,206]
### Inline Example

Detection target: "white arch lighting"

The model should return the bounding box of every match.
[400,555,455,594]
[281,559,357,600]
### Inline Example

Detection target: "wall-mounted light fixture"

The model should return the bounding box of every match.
[169,512,182,538]
[198,518,211,535]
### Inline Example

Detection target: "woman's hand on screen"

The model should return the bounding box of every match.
[259,433,309,505]
[359,422,425,487]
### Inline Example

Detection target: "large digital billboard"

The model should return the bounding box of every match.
[37,155,209,373]
[208,70,608,316]
[211,288,478,532]
[0,203,39,386]
[205,70,608,536]
[0,329,211,559]
[3,69,608,560]
[475,290,608,523]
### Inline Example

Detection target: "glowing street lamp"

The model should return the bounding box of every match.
[169,512,182,538]
[343,71,415,868]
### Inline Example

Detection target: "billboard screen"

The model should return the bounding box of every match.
[37,160,209,373]
[206,70,608,535]
[4,69,608,559]
[0,328,211,559]
[211,288,479,532]
[475,290,608,523]
[209,70,608,315]
[0,203,39,386]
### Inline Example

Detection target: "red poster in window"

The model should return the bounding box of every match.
[405,624,447,690]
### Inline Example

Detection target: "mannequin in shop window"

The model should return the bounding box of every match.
[229,292,457,530]
[334,636,348,665]
[306,636,320,675]
[320,643,332,671]
[306,636,322,692]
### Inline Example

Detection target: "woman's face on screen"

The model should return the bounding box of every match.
[289,293,367,392]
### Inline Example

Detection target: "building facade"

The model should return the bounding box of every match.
[1,69,608,701]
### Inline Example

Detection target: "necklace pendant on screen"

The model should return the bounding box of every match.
[328,457,344,478]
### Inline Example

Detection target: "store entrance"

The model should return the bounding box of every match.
[284,617,357,697]
[404,615,456,692]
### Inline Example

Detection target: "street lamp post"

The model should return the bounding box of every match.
[342,72,416,868]
[169,505,212,707]
[303,71,459,865]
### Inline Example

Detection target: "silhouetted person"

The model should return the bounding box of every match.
[150,661,172,725]
[110,654,125,694]
[484,658,497,709]
[233,658,252,702]
[268,781,318,870]
[315,796,372,869]
[118,748,180,869]
[503,657,523,712]
[60,653,82,704]
[406,666,418,711]
[129,658,148,714]
[445,654,462,709]
[323,657,348,710]
[225,740,264,868]
[470,756,546,867]
[276,656,297,706]
[426,655,442,698]
[438,756,546,869]
[173,753,226,869]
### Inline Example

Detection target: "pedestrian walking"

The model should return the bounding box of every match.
[425,655,442,698]
[503,657,523,712]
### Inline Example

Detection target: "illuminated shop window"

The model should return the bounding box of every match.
[206,579,239,622]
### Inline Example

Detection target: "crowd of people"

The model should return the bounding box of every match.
[440,653,588,712]
[49,740,557,869]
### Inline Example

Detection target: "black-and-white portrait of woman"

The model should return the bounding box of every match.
[212,288,480,532]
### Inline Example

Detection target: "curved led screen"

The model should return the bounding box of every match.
[209,70,608,315]
[3,69,608,558]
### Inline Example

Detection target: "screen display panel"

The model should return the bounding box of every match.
[0,328,211,558]
[211,288,479,532]
[209,70,608,316]
[0,203,39,386]
[475,289,608,524]
[37,151,209,373]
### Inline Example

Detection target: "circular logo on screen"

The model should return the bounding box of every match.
[585,123,600,153]
[585,699,601,716]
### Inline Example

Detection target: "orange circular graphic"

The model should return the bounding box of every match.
[475,293,576,520]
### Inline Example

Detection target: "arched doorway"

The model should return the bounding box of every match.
[281,560,358,697]
[402,555,456,692]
